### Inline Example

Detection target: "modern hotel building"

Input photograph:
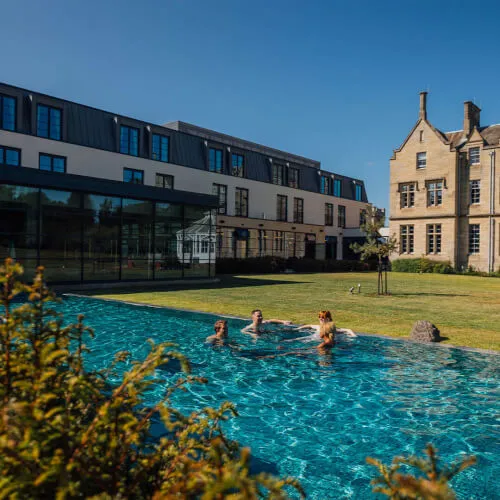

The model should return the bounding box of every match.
[0,82,370,284]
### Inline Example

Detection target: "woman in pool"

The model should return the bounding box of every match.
[206,319,229,344]
[296,310,357,339]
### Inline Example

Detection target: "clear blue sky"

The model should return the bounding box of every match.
[2,0,500,214]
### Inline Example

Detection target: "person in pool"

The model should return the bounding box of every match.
[296,310,357,338]
[206,319,229,344]
[241,309,293,335]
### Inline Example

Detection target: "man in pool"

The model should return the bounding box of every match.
[206,319,229,344]
[241,309,293,335]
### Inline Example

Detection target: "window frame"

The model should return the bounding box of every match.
[333,179,342,197]
[416,152,427,169]
[272,163,285,185]
[0,145,21,166]
[209,147,223,173]
[212,183,227,215]
[400,182,416,208]
[152,133,169,162]
[288,167,300,189]
[235,187,249,217]
[470,179,480,205]
[426,224,442,255]
[123,167,144,185]
[231,153,245,177]
[37,104,62,141]
[426,180,443,207]
[276,194,288,222]
[320,175,331,195]
[119,125,139,156]
[0,94,16,131]
[337,205,346,228]
[400,225,415,254]
[469,147,480,166]
[355,184,362,201]
[293,197,304,224]
[468,224,480,254]
[155,173,174,189]
[39,153,67,173]
[325,203,334,226]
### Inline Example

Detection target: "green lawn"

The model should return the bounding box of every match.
[92,272,500,351]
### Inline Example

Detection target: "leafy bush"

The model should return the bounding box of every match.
[0,259,303,499]
[391,258,454,274]
[368,444,475,499]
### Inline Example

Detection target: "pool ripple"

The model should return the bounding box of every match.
[56,296,499,500]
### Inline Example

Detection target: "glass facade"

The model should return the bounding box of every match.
[37,105,62,140]
[120,125,139,156]
[152,134,169,162]
[0,183,215,283]
[209,148,223,173]
[0,95,16,131]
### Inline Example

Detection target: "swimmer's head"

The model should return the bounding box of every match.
[318,310,333,323]
[251,309,263,324]
[214,319,228,337]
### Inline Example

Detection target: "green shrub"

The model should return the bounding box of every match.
[391,258,455,274]
[0,259,303,499]
[391,258,423,273]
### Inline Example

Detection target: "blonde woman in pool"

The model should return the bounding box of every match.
[293,310,357,342]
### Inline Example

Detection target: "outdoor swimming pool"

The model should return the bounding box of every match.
[59,295,499,499]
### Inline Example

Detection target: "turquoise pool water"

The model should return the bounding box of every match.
[59,296,498,499]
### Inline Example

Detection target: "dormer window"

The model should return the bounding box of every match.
[416,152,427,169]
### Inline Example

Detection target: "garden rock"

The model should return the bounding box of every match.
[410,320,441,343]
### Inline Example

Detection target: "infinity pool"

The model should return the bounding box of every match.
[59,295,499,499]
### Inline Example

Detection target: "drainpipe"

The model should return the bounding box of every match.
[489,151,496,272]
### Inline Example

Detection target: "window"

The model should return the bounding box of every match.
[120,125,139,156]
[400,183,415,208]
[320,175,331,194]
[212,184,227,215]
[277,195,288,221]
[293,197,304,224]
[325,203,334,226]
[359,209,366,227]
[469,224,480,254]
[209,148,223,173]
[470,180,480,204]
[123,167,143,184]
[427,180,443,206]
[427,224,441,254]
[0,95,16,131]
[288,167,299,188]
[0,146,20,166]
[201,240,209,253]
[231,153,244,177]
[272,164,285,185]
[152,134,169,162]
[37,104,62,140]
[39,153,66,173]
[355,184,362,201]
[155,173,174,189]
[235,188,248,217]
[274,231,284,252]
[416,152,427,169]
[419,130,424,142]
[338,205,346,228]
[333,179,342,197]
[400,225,414,254]
[469,147,480,166]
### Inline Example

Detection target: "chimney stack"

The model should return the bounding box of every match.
[463,101,481,136]
[419,91,428,120]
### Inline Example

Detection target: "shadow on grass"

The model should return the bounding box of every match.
[391,292,471,297]
[74,275,313,296]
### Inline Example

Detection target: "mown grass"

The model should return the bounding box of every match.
[92,272,500,351]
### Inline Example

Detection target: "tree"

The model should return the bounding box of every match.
[351,206,398,295]
[0,258,303,499]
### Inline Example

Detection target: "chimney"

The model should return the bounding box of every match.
[419,91,427,120]
[463,101,481,136]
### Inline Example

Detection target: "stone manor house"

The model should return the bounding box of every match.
[390,92,500,272]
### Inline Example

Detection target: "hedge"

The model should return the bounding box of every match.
[391,258,455,274]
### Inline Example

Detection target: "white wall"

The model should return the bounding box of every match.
[0,130,369,239]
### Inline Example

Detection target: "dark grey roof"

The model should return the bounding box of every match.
[443,124,500,148]
[164,120,321,169]
[0,82,368,203]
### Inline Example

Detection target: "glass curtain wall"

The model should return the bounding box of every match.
[0,183,215,283]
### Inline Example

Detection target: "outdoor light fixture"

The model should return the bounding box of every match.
[358,283,361,293]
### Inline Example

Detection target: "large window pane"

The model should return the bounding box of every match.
[1,96,16,131]
[83,194,121,281]
[183,206,214,277]
[39,189,83,282]
[0,185,38,280]
[155,202,183,279]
